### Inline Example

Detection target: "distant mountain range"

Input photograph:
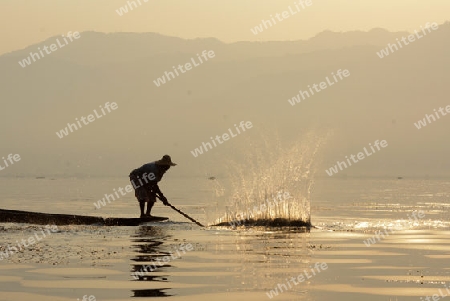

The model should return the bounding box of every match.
[1,22,449,177]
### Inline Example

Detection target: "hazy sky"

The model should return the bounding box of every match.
[1,0,449,55]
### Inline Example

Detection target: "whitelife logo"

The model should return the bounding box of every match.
[420,284,450,301]
[153,50,216,87]
[77,295,96,301]
[414,105,450,130]
[0,225,58,261]
[325,140,388,176]
[363,210,426,247]
[93,172,156,209]
[266,262,328,298]
[18,31,81,68]
[376,22,439,59]
[115,0,149,16]
[251,0,313,35]
[190,121,253,157]
[131,243,194,279]
[0,154,21,171]
[56,102,118,139]
[287,69,350,106]
[228,192,291,227]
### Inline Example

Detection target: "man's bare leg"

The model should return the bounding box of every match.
[145,201,154,217]
[145,192,157,217]
[139,201,146,218]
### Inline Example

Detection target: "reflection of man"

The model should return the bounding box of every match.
[129,155,176,218]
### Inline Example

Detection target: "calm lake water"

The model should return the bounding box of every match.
[1,176,450,301]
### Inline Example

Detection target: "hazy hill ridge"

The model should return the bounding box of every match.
[1,23,449,176]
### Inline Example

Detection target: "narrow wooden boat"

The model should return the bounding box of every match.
[0,209,168,226]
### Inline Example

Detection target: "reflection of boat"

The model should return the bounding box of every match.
[397,177,403,179]
[0,209,167,226]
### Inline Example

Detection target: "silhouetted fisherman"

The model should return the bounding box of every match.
[129,155,176,218]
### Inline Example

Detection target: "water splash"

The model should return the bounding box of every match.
[212,131,327,227]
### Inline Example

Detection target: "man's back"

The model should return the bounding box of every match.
[132,162,164,183]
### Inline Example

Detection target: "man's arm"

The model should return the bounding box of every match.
[152,183,169,205]
[152,183,162,195]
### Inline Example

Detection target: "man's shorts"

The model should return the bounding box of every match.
[129,174,156,203]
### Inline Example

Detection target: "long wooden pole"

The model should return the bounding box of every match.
[156,195,205,227]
